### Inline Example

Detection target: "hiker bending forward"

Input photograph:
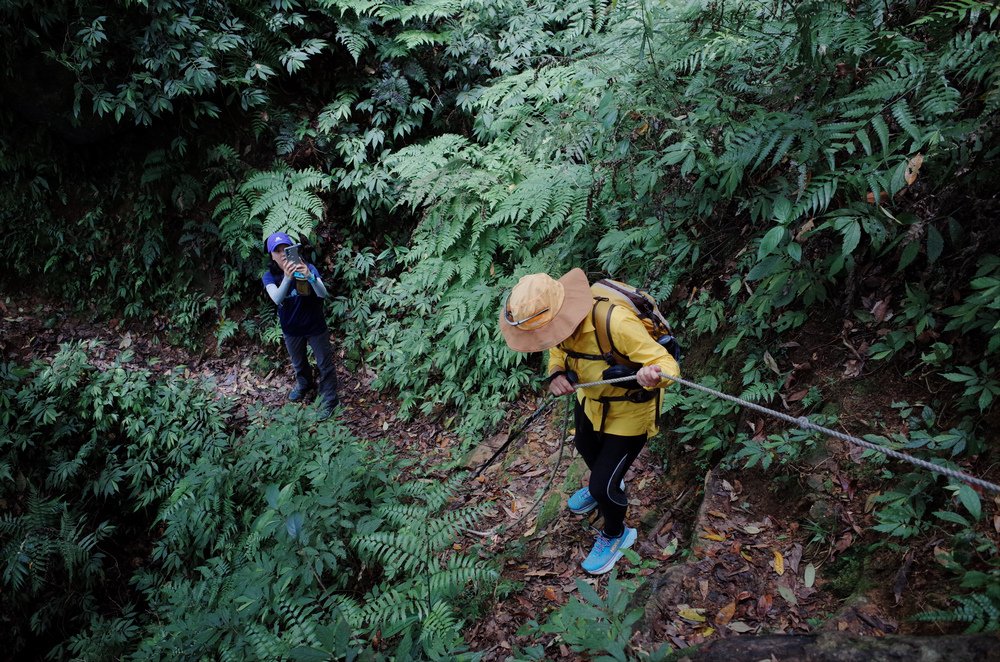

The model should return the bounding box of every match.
[500,269,679,575]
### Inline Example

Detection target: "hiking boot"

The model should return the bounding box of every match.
[581,527,637,575]
[289,385,315,402]
[316,398,339,422]
[567,480,626,515]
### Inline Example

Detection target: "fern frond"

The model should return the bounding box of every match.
[914,593,1000,633]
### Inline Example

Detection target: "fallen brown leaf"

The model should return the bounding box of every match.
[716,601,736,626]
[785,544,803,574]
[786,388,809,402]
[893,550,915,605]
[904,154,924,186]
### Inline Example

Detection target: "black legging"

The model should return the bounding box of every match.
[573,399,647,538]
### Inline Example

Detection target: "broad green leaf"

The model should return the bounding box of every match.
[772,197,792,224]
[841,220,861,256]
[681,151,697,177]
[758,226,786,259]
[933,510,970,526]
[266,484,280,509]
[576,578,604,607]
[898,241,919,271]
[746,255,789,281]
[926,225,944,264]
[787,242,802,262]
[286,512,305,539]
[289,646,333,662]
[957,484,982,521]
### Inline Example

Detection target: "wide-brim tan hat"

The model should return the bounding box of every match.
[499,268,592,352]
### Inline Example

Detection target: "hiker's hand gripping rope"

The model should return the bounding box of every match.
[548,373,575,396]
[567,370,1000,494]
[635,364,666,388]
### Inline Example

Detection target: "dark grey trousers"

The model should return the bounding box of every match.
[283,331,339,407]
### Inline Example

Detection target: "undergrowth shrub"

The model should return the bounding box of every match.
[513,571,669,661]
[1,344,496,659]
[0,342,229,656]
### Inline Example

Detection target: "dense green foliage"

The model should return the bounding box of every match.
[4,0,996,427]
[2,0,1000,654]
[1,344,494,659]
[515,571,669,661]
[375,0,1000,431]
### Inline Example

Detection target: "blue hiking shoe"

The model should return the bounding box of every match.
[568,487,598,514]
[581,527,637,575]
[567,480,626,515]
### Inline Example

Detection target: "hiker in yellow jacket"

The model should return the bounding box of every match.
[500,268,680,575]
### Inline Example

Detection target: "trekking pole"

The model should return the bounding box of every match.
[463,396,573,539]
[570,372,1000,494]
[472,397,555,478]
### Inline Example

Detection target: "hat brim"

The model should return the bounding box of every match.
[500,268,593,352]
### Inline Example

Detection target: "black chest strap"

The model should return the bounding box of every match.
[562,348,610,362]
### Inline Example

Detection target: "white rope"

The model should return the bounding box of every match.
[571,373,1000,494]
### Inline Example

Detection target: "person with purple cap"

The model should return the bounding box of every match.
[263,231,339,420]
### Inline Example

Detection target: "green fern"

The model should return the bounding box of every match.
[336,24,371,62]
[211,166,330,259]
[915,592,1000,633]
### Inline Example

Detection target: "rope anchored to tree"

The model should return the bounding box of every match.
[569,373,1000,494]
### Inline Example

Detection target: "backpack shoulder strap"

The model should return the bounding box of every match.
[593,300,642,370]
[560,298,611,362]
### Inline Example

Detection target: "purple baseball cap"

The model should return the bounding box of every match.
[265,231,294,253]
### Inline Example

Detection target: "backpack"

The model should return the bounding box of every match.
[587,279,681,369]
[560,279,681,432]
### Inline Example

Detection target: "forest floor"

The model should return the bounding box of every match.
[3,298,995,660]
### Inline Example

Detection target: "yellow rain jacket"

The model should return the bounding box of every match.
[548,301,681,437]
